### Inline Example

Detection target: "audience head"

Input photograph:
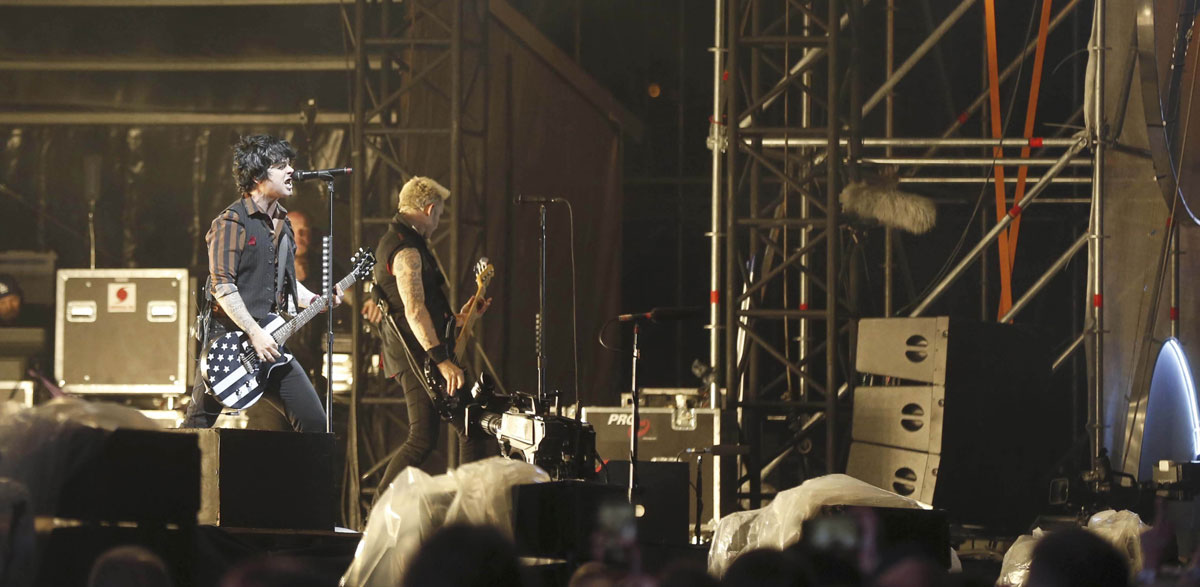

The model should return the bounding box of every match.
[871,553,950,587]
[1026,527,1130,587]
[569,561,620,587]
[658,559,718,587]
[403,523,522,587]
[87,545,172,587]
[219,555,325,587]
[721,547,812,587]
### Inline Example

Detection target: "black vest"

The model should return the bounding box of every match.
[226,197,296,321]
[374,216,454,351]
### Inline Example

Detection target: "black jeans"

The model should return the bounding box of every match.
[376,363,489,494]
[184,359,327,433]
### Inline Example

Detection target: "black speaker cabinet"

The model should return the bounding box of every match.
[57,428,200,524]
[604,460,690,545]
[512,481,628,561]
[849,318,1070,533]
[190,429,335,530]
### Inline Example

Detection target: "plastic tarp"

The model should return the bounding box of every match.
[0,398,159,587]
[0,398,157,516]
[707,474,928,577]
[996,509,1148,586]
[340,456,550,587]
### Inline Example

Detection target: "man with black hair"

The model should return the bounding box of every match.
[184,134,339,432]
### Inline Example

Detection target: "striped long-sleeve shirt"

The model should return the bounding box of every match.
[206,196,292,314]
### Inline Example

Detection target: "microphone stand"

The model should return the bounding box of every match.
[537,203,552,414]
[323,179,335,434]
[629,322,641,503]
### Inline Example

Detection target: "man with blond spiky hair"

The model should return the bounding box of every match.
[372,176,491,490]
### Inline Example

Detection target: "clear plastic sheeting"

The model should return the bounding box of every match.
[340,456,550,587]
[1087,509,1148,573]
[0,397,157,516]
[996,510,1148,587]
[707,474,928,577]
[997,531,1044,587]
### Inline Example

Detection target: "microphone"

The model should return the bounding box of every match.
[293,167,353,182]
[839,172,936,235]
[514,195,562,205]
[616,306,704,322]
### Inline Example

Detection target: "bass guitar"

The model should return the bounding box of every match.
[378,257,493,420]
[203,248,376,409]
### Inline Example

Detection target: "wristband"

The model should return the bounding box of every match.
[427,343,451,364]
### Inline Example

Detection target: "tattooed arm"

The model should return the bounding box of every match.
[393,248,464,394]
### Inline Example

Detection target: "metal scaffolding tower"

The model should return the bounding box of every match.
[714,0,1094,513]
[346,0,489,528]
[718,0,851,511]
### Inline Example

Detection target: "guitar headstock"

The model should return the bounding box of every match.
[350,248,377,280]
[474,257,494,291]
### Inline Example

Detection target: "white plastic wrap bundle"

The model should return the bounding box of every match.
[0,398,157,516]
[340,456,550,587]
[0,398,159,587]
[997,510,1148,587]
[707,474,928,577]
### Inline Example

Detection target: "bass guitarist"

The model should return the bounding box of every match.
[372,176,491,493]
[184,135,341,432]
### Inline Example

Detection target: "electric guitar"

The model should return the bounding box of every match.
[203,248,376,410]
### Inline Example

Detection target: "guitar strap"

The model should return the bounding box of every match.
[276,231,297,314]
[191,276,219,402]
[377,295,439,402]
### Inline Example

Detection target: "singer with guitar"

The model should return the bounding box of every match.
[184,135,343,432]
[372,176,492,492]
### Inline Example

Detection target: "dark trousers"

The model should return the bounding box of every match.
[376,363,490,494]
[184,359,327,433]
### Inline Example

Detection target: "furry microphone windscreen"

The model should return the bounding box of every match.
[838,177,937,235]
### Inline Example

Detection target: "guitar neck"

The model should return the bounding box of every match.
[455,285,488,351]
[272,273,358,346]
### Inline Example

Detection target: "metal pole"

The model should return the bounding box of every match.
[629,323,640,503]
[999,232,1088,323]
[347,0,366,530]
[859,156,1091,166]
[862,0,977,116]
[798,7,813,402]
[538,204,548,402]
[899,176,1090,184]
[721,0,739,518]
[710,0,724,408]
[756,137,1082,148]
[1053,332,1087,372]
[1088,0,1106,471]
[826,0,841,474]
[445,0,464,470]
[909,135,1087,316]
[1171,220,1179,338]
[884,0,894,317]
[450,0,462,305]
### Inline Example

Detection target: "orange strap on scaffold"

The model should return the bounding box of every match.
[984,0,1014,318]
[1008,0,1055,281]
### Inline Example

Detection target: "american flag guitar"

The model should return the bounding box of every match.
[203,248,375,409]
